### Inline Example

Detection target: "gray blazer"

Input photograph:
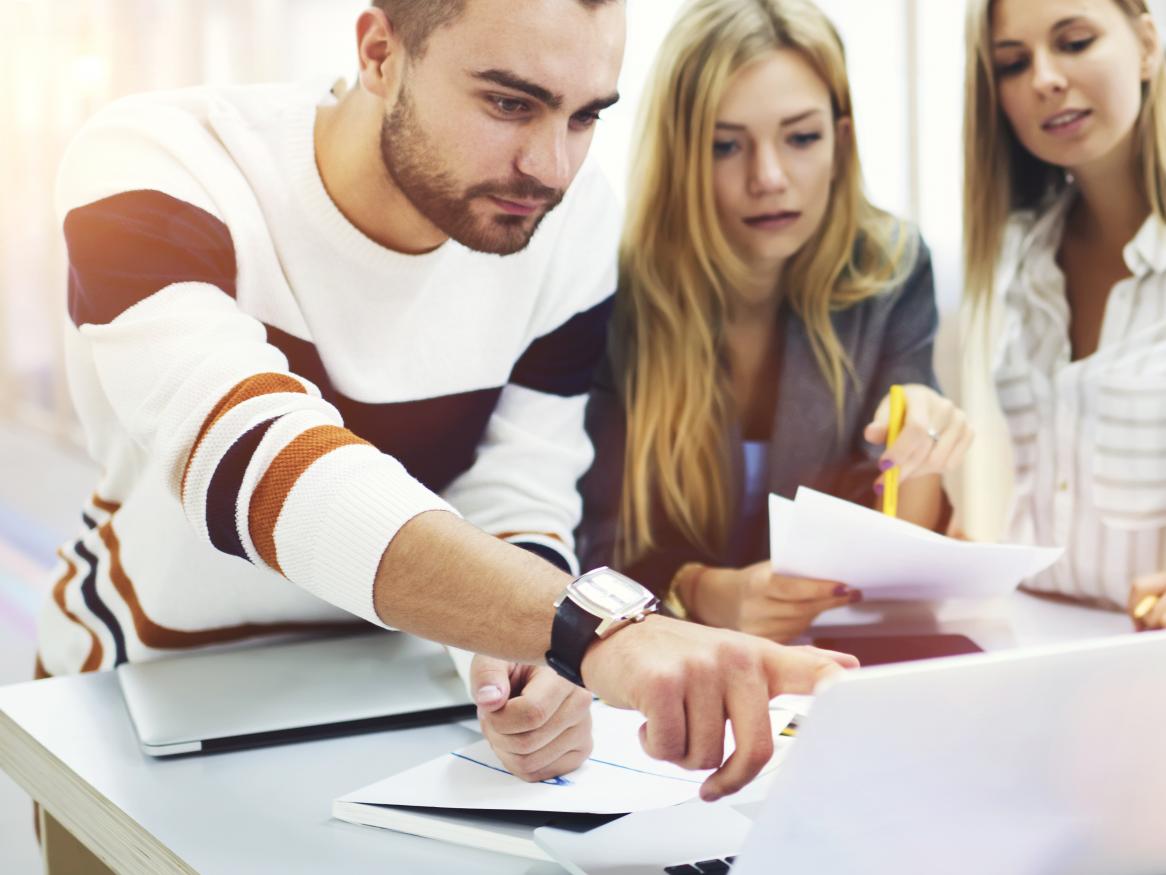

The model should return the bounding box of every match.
[576,235,943,593]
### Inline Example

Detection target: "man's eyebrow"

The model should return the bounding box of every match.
[575,92,620,117]
[994,16,1087,49]
[471,69,563,110]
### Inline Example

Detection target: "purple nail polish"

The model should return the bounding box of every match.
[874,482,884,495]
[833,584,851,597]
[879,459,894,472]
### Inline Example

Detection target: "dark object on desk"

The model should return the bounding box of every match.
[812,633,983,666]
[664,855,736,873]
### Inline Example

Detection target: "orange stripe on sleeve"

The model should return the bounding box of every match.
[181,373,308,499]
[248,425,371,576]
[495,532,566,545]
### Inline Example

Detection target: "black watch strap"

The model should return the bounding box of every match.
[546,596,603,688]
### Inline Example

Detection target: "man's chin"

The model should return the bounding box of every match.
[451,212,545,256]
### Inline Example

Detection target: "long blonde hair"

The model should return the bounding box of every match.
[617,0,911,563]
[963,0,1166,310]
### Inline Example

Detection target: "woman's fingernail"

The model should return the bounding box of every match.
[833,584,852,597]
[879,459,895,472]
[874,482,884,495]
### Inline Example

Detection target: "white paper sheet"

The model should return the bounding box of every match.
[769,487,1062,600]
[337,702,796,815]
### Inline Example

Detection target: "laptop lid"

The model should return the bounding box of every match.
[117,630,474,756]
[536,632,1166,875]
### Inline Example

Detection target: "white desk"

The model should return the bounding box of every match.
[0,591,1136,874]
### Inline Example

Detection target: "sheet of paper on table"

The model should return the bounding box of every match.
[769,487,1062,600]
[336,701,797,816]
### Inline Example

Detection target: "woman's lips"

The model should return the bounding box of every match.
[1041,109,1092,137]
[744,211,801,230]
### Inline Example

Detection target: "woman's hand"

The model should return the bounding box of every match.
[864,384,974,483]
[1129,573,1166,631]
[683,561,860,644]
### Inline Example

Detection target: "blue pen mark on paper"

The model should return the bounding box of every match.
[586,757,704,784]
[451,752,573,786]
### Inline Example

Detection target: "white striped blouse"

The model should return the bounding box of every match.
[995,189,1166,608]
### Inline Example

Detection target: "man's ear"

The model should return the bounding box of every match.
[833,115,853,181]
[1136,13,1162,83]
[356,8,407,101]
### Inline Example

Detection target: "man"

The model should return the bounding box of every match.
[42,0,853,802]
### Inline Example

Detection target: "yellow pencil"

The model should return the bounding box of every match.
[1134,594,1160,622]
[883,385,906,518]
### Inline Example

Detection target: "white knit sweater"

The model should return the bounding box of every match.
[37,81,618,677]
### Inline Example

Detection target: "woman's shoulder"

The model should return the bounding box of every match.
[851,216,931,309]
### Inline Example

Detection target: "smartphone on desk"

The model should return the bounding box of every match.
[812,633,984,667]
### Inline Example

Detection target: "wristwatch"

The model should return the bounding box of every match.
[546,567,660,687]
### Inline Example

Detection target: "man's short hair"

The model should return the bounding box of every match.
[373,0,617,56]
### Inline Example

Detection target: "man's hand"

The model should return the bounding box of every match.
[580,615,857,802]
[688,561,859,643]
[864,384,973,483]
[470,654,593,783]
[1129,573,1166,631]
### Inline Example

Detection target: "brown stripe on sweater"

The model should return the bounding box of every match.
[249,426,371,575]
[33,654,51,680]
[96,521,362,648]
[181,373,307,499]
[51,552,104,673]
[91,494,122,514]
[496,532,566,545]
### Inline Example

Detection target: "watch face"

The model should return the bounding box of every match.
[570,569,653,618]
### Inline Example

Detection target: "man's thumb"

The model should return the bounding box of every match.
[469,655,512,712]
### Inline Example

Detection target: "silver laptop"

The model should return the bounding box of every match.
[535,632,1166,875]
[117,630,474,756]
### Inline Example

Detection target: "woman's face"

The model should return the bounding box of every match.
[990,0,1158,175]
[711,49,845,276]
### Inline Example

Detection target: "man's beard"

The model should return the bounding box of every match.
[380,88,564,255]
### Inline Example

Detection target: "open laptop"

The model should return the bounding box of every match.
[535,631,1166,875]
[117,629,475,756]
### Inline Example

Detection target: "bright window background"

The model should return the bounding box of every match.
[3,0,1166,532]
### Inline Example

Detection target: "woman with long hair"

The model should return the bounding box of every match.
[962,0,1166,628]
[578,0,973,643]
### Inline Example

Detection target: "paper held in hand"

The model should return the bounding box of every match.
[769,487,1062,600]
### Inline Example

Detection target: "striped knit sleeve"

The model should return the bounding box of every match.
[62,190,453,626]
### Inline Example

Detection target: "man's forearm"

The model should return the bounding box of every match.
[373,510,569,663]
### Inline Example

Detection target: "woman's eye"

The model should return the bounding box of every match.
[789,132,822,148]
[995,58,1028,78]
[1063,36,1096,53]
[713,140,740,159]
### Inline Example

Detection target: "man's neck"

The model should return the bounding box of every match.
[314,86,447,255]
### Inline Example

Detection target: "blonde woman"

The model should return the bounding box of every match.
[577,0,973,644]
[963,0,1166,629]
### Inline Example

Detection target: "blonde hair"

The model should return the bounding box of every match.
[963,0,1166,310]
[616,0,911,563]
